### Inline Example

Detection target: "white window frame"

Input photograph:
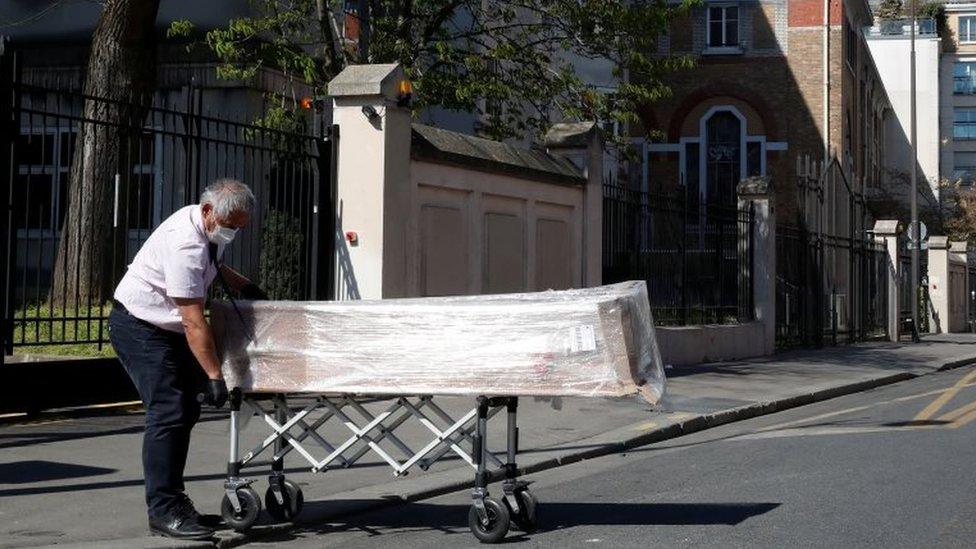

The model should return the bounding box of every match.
[960,15,976,44]
[705,3,741,53]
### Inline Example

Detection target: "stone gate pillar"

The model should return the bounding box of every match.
[737,176,775,355]
[872,220,902,342]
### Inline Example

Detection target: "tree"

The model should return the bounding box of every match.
[169,0,695,142]
[51,0,161,306]
[876,0,903,21]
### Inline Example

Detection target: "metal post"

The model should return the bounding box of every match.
[910,0,920,341]
[1,46,18,357]
[505,398,518,478]
[471,396,490,522]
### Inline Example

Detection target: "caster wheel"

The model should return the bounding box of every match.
[265,479,304,522]
[468,497,510,544]
[221,487,261,532]
[507,489,538,532]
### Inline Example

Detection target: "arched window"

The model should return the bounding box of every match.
[705,111,741,207]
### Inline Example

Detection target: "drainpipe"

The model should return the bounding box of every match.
[823,0,830,165]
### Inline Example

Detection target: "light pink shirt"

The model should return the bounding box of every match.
[114,205,223,332]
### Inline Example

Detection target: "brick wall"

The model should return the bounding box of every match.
[640,0,891,220]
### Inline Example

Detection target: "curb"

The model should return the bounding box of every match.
[96,355,976,549]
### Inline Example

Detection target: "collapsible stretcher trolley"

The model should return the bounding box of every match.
[212,281,665,544]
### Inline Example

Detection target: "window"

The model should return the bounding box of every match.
[845,20,858,69]
[684,142,700,209]
[707,5,739,48]
[14,129,73,232]
[954,152,976,184]
[961,16,976,43]
[955,62,976,94]
[955,108,976,140]
[705,111,741,207]
[746,141,762,177]
[14,126,159,234]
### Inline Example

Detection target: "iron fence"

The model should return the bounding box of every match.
[776,225,888,347]
[2,53,336,354]
[603,185,754,325]
[898,245,930,334]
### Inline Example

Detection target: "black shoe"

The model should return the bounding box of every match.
[176,493,223,528]
[148,514,214,540]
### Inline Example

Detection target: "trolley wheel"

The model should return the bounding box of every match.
[265,479,304,522]
[221,487,261,532]
[507,489,538,532]
[468,497,510,544]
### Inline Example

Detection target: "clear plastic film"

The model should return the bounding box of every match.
[212,281,666,405]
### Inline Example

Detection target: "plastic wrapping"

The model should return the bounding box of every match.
[212,281,666,404]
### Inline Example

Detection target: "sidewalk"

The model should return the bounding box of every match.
[2,334,975,549]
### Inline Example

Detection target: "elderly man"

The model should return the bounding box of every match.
[109,179,266,540]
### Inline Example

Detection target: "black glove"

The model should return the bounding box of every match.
[239,283,269,300]
[205,378,228,408]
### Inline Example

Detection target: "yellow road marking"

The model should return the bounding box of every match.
[950,407,976,429]
[937,399,976,423]
[633,421,658,431]
[914,369,976,421]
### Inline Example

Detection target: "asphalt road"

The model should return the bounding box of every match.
[245,365,976,549]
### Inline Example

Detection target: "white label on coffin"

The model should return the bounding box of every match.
[569,325,597,353]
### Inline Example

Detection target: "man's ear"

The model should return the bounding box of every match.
[201,203,212,217]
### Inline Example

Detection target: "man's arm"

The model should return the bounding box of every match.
[174,297,222,380]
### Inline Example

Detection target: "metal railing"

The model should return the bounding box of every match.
[866,18,937,38]
[776,225,888,347]
[2,53,336,354]
[603,185,754,326]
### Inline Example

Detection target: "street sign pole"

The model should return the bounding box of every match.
[910,1,920,343]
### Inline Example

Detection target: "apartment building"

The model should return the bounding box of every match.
[943,1,976,186]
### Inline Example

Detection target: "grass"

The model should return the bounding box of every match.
[10,302,117,358]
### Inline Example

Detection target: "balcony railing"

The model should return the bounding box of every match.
[866,18,937,37]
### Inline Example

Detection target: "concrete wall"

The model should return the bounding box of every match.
[405,161,585,296]
[328,64,597,300]
[657,322,767,366]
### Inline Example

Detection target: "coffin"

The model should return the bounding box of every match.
[212,281,665,404]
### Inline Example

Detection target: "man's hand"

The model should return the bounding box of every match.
[239,283,269,300]
[204,378,228,408]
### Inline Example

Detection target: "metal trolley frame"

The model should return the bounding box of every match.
[220,389,538,543]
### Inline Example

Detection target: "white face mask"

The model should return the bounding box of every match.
[208,224,238,246]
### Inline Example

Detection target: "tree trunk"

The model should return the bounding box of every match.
[50,0,160,307]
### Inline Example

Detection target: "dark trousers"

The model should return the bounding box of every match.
[108,306,204,519]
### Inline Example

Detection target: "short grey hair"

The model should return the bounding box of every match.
[200,179,255,218]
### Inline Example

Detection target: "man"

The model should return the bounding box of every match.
[109,179,267,540]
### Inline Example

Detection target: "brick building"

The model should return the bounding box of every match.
[639,0,897,230]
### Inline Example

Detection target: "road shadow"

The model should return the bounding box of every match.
[240,500,780,544]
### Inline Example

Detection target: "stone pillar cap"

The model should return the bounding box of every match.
[928,235,950,249]
[544,121,599,149]
[736,176,772,198]
[950,240,968,253]
[872,219,902,236]
[328,63,405,101]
